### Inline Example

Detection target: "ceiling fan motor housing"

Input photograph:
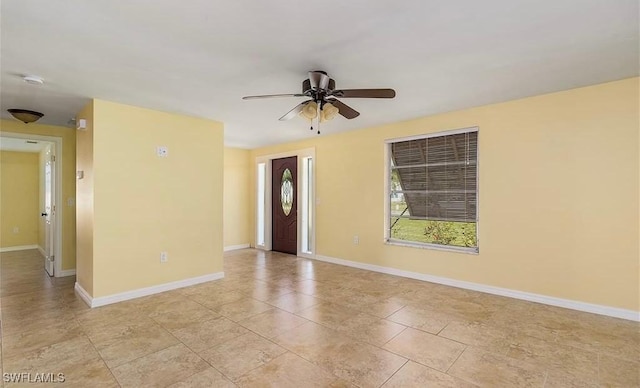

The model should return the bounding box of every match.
[308,71,333,91]
[303,74,335,94]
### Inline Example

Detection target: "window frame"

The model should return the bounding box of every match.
[384,126,479,254]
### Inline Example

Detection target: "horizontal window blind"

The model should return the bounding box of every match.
[390,130,478,223]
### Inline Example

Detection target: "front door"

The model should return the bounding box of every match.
[272,156,297,255]
[43,146,55,276]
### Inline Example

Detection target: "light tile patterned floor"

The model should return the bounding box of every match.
[1,248,638,387]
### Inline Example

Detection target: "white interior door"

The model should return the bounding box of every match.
[43,147,55,276]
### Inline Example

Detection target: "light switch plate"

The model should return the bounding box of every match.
[156,146,168,157]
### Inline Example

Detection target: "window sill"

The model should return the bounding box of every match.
[385,239,479,255]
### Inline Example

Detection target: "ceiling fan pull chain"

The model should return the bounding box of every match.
[317,103,322,134]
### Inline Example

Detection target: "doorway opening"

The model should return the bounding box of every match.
[0,133,64,277]
[255,148,315,258]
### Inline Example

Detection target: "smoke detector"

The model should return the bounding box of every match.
[23,75,44,85]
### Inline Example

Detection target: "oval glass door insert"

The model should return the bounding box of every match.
[281,168,294,216]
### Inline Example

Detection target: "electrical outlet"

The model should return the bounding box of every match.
[160,251,168,263]
[353,235,359,244]
[12,226,19,234]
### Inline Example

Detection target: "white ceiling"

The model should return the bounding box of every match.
[0,137,49,153]
[1,1,638,148]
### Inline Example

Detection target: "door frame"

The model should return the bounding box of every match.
[1,131,64,277]
[255,148,315,258]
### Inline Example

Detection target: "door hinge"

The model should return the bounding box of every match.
[50,255,55,262]
[50,155,56,162]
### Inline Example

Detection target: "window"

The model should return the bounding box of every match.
[257,162,266,247]
[301,157,313,254]
[386,127,478,253]
[280,168,294,216]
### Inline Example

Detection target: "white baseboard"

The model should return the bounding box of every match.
[224,243,250,252]
[74,271,225,308]
[37,245,46,256]
[314,255,639,322]
[74,282,93,307]
[57,269,76,277]
[0,244,39,253]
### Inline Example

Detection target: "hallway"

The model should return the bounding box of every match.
[0,249,638,387]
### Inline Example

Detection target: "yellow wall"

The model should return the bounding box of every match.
[77,99,225,298]
[0,121,76,270]
[251,78,639,312]
[0,151,40,247]
[76,101,94,295]
[224,147,252,248]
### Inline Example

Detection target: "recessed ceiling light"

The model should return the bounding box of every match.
[23,75,44,85]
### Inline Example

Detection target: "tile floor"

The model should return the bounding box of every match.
[0,248,638,387]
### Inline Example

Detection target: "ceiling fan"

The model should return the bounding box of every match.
[242,71,396,134]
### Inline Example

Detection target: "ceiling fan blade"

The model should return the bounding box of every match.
[279,101,311,121]
[327,98,360,119]
[242,93,305,100]
[332,88,396,98]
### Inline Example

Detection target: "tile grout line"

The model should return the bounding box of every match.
[379,303,407,319]
[147,311,237,385]
[435,320,452,336]
[377,359,409,388]
[70,313,123,387]
[234,318,348,384]
[77,293,216,384]
[289,303,409,348]
[444,345,467,374]
[154,291,310,384]
[381,326,408,347]
[228,350,291,384]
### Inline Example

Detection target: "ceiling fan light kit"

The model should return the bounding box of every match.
[301,101,318,120]
[243,70,395,135]
[321,102,339,121]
